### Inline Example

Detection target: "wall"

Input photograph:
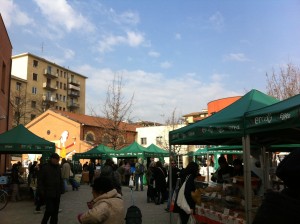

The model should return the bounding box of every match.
[0,15,13,174]
[207,96,241,115]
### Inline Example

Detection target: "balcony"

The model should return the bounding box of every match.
[68,78,80,86]
[44,69,58,79]
[67,101,80,108]
[68,84,80,91]
[43,82,58,91]
[68,90,80,97]
[42,94,57,103]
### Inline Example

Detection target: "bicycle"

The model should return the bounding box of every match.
[0,185,9,210]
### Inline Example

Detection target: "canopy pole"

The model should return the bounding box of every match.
[169,143,173,223]
[243,135,252,224]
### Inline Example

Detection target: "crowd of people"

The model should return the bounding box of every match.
[6,151,300,224]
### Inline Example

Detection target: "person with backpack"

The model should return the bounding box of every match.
[134,158,145,191]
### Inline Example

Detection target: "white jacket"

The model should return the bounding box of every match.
[80,189,125,224]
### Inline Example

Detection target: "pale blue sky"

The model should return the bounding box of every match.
[2,0,300,122]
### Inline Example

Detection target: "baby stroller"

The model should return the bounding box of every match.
[69,176,80,191]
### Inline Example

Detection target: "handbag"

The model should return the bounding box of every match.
[176,175,191,214]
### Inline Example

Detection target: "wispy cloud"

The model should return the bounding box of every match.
[148,50,160,58]
[1,0,34,27]
[160,61,172,69]
[223,53,250,62]
[98,31,145,53]
[209,11,224,31]
[33,0,94,33]
[108,8,140,25]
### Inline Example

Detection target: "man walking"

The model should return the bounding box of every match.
[38,153,64,224]
[135,158,145,191]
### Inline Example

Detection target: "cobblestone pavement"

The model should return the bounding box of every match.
[0,184,179,224]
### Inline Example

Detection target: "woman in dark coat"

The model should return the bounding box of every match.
[152,161,167,205]
[179,161,199,224]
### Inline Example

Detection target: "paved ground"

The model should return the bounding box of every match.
[0,184,179,224]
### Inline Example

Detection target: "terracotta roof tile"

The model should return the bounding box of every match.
[50,109,137,132]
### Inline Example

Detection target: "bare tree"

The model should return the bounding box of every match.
[10,86,45,126]
[94,75,134,150]
[266,63,300,100]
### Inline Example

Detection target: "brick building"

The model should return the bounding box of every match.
[26,110,138,159]
[0,14,13,174]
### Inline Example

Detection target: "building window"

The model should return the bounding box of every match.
[1,61,6,93]
[55,106,58,109]
[33,60,38,67]
[60,71,63,77]
[156,136,163,145]
[32,87,37,94]
[14,111,20,120]
[141,137,147,145]
[31,101,36,108]
[59,107,62,110]
[16,82,21,91]
[64,72,66,78]
[15,97,20,105]
[31,114,36,120]
[60,82,62,89]
[59,94,62,101]
[63,96,66,102]
[63,83,66,90]
[33,73,38,81]
[56,81,59,88]
[63,108,65,111]
[85,132,95,142]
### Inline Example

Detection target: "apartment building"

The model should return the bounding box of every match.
[11,52,87,126]
[0,14,13,174]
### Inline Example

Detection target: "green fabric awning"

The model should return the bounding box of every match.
[146,143,172,157]
[169,89,279,146]
[0,124,55,154]
[114,141,149,158]
[72,144,116,160]
[187,145,243,156]
[245,93,300,145]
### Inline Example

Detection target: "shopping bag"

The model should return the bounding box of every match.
[187,215,197,224]
[129,177,134,188]
[176,175,191,214]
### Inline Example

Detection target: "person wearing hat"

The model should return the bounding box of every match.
[77,176,125,224]
[253,148,300,223]
[38,153,64,224]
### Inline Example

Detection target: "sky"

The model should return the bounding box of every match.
[1,0,300,123]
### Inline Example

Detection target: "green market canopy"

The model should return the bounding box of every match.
[169,89,279,146]
[245,93,300,145]
[114,141,171,158]
[73,144,116,160]
[190,145,243,156]
[146,143,172,157]
[0,124,55,154]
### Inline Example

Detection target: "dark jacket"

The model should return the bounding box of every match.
[153,167,167,191]
[253,188,300,224]
[38,162,64,198]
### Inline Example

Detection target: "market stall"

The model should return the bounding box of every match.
[169,89,280,223]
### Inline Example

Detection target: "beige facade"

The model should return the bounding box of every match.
[11,53,87,126]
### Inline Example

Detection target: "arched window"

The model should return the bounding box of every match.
[85,132,95,143]
[102,134,111,145]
